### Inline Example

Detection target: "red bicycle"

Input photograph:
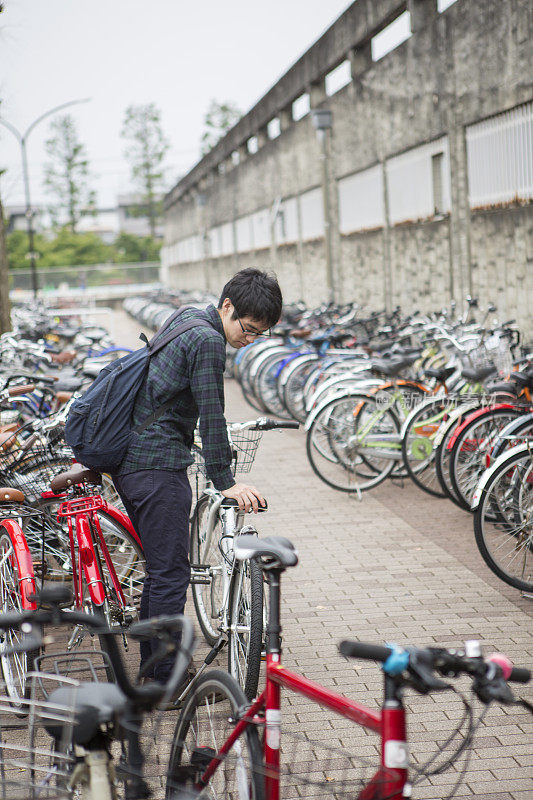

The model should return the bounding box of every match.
[166,535,531,799]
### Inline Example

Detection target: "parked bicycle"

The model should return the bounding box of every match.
[189,417,298,701]
[167,534,532,800]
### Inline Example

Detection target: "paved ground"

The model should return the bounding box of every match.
[115,310,533,799]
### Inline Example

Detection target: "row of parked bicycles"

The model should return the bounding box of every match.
[127,293,533,596]
[0,297,529,799]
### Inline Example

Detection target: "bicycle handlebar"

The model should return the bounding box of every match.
[339,639,531,702]
[229,417,300,431]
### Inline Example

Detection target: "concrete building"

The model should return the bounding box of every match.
[162,0,533,336]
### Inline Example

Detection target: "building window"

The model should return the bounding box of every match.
[466,101,533,208]
[431,152,445,215]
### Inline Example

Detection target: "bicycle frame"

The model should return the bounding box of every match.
[56,496,128,610]
[196,568,408,800]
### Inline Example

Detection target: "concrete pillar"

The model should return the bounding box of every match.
[348,42,372,81]
[408,0,438,33]
[256,126,269,148]
[309,78,326,107]
[279,107,292,132]
[448,124,472,301]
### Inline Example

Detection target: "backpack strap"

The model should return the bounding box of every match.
[133,312,216,436]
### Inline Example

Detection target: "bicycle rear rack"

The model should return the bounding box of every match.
[57,495,107,517]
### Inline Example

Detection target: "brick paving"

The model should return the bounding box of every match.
[116,310,533,798]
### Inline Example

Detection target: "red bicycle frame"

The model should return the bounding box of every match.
[0,518,37,611]
[197,568,408,800]
[56,495,129,609]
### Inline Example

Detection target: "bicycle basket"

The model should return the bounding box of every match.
[0,673,79,799]
[165,722,400,799]
[462,335,513,377]
[188,428,263,477]
[0,436,71,499]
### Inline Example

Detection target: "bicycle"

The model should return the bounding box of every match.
[0,584,196,799]
[189,417,298,701]
[0,464,145,685]
[166,534,532,800]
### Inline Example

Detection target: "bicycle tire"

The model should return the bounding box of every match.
[306,394,400,492]
[449,407,523,511]
[401,397,449,497]
[473,448,533,591]
[0,530,38,714]
[166,669,264,800]
[190,494,225,646]
[227,557,263,701]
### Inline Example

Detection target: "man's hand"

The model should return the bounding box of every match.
[221,483,266,513]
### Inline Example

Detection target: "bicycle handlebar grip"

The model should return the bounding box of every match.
[509,667,531,683]
[260,418,300,430]
[339,640,392,662]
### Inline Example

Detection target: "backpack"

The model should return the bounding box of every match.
[64,307,212,474]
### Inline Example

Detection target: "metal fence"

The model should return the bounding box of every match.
[8,262,161,293]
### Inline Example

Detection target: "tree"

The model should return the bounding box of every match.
[43,114,96,232]
[121,104,169,238]
[0,188,11,334]
[200,99,241,156]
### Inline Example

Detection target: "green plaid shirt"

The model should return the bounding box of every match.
[117,304,235,490]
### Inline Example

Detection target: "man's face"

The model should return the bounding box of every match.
[219,299,271,348]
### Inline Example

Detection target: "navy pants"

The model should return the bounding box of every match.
[112,469,192,682]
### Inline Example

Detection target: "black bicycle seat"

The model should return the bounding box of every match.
[424,365,456,383]
[461,365,497,383]
[234,534,298,569]
[371,358,412,377]
[43,683,127,745]
[220,498,268,512]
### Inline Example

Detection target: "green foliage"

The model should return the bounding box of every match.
[114,232,161,263]
[201,99,242,156]
[43,115,96,232]
[6,229,160,269]
[121,104,169,237]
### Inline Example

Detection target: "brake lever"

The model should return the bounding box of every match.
[408,652,452,694]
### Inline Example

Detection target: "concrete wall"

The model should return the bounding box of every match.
[163,0,533,337]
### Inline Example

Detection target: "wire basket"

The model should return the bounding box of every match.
[164,722,400,799]
[462,334,513,377]
[0,673,80,799]
[0,434,72,500]
[188,428,263,478]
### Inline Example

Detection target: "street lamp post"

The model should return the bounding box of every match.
[0,98,90,298]
[311,108,335,304]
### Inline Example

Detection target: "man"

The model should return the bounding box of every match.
[113,268,283,683]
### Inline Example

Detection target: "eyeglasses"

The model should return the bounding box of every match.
[236,316,271,338]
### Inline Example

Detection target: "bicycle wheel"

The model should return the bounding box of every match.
[282,355,320,422]
[473,448,533,591]
[227,557,263,701]
[449,408,523,511]
[166,669,264,800]
[190,495,226,646]
[401,397,449,497]
[306,394,400,492]
[0,530,38,713]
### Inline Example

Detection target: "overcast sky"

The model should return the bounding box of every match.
[0,0,356,210]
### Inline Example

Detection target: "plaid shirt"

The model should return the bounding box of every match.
[117,304,235,490]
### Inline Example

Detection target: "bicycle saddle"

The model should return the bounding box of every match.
[50,463,102,493]
[0,487,25,503]
[53,376,85,392]
[371,358,412,377]
[461,365,497,383]
[234,534,298,569]
[424,365,456,383]
[43,683,127,745]
[220,497,268,512]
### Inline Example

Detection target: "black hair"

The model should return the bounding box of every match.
[217,268,282,328]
